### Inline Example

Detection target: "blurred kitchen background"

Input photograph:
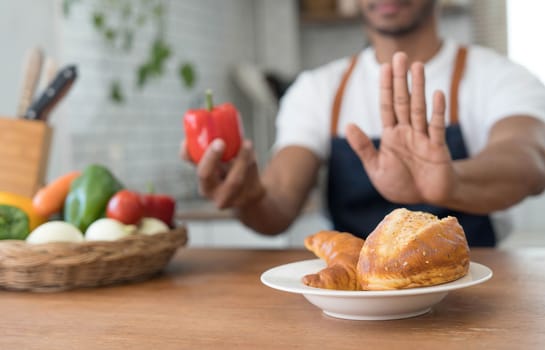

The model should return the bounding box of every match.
[1,0,544,248]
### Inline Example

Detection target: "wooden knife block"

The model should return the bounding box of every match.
[0,116,52,197]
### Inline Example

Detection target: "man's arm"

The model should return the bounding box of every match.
[444,115,545,213]
[236,146,322,235]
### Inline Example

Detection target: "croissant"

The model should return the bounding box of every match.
[358,208,470,290]
[302,230,364,290]
[302,208,470,291]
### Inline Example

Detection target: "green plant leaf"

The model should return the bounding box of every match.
[93,12,105,29]
[110,80,125,103]
[137,64,151,88]
[179,63,196,88]
[152,39,171,60]
[104,28,117,42]
[148,38,171,75]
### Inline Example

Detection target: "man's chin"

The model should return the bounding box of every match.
[373,24,419,37]
[363,0,437,37]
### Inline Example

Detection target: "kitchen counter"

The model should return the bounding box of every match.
[1,248,544,349]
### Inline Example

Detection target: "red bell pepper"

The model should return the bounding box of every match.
[183,90,243,163]
[141,193,176,228]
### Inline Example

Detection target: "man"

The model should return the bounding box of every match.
[180,0,545,246]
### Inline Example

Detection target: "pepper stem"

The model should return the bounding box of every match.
[205,89,214,111]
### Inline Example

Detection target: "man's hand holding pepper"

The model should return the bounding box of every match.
[180,138,266,210]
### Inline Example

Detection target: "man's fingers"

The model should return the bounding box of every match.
[346,123,378,169]
[232,163,265,208]
[380,63,396,128]
[410,62,428,134]
[393,52,410,125]
[429,90,446,145]
[179,139,192,162]
[196,139,225,197]
[214,140,254,209]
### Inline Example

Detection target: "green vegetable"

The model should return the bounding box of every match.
[64,164,124,232]
[0,204,30,240]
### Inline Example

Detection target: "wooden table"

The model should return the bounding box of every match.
[1,248,544,349]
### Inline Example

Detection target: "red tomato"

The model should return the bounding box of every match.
[106,190,145,225]
[183,90,243,163]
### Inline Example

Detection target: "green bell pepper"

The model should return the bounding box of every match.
[64,164,124,232]
[0,204,30,240]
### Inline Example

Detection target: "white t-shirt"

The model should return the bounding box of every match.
[273,39,545,238]
[275,39,545,160]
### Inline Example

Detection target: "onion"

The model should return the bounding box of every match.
[26,221,84,244]
[85,218,135,241]
[138,217,170,235]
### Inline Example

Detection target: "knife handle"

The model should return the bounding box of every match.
[16,47,44,117]
[39,57,58,92]
[24,65,77,121]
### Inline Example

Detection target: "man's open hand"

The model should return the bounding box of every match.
[346,52,456,205]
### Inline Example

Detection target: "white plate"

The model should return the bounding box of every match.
[261,259,492,321]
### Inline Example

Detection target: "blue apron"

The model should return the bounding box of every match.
[326,47,496,247]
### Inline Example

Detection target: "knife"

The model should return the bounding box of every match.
[24,65,78,122]
[16,47,44,117]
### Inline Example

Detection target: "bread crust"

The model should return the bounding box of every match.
[302,230,365,290]
[357,208,470,290]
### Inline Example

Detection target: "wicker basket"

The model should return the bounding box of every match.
[0,227,187,292]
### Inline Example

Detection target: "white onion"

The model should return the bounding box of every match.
[138,217,170,235]
[26,221,84,244]
[85,218,135,241]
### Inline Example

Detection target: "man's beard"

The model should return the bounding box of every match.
[362,0,436,37]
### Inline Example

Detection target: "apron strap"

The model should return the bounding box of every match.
[329,45,469,134]
[449,46,468,125]
[330,55,359,136]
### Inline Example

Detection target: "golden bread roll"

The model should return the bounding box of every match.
[357,208,470,290]
[302,230,365,290]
